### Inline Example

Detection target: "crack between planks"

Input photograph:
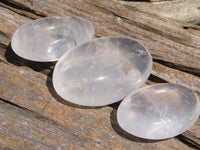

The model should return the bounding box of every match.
[153,59,200,77]
[0,97,87,147]
[0,98,31,112]
[177,134,200,150]
[183,132,200,141]
[0,97,49,123]
[0,0,47,19]
[0,43,7,49]
[0,4,35,20]
[0,30,9,39]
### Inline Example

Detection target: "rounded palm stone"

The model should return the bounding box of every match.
[53,37,152,106]
[11,16,94,62]
[117,83,200,140]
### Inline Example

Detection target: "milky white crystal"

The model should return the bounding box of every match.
[11,16,94,62]
[117,83,200,140]
[53,37,152,106]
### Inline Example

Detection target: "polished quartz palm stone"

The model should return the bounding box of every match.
[53,37,152,106]
[11,16,94,62]
[117,83,200,140]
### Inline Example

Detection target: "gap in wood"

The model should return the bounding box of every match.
[0,98,29,111]
[0,0,46,18]
[153,59,200,77]
[149,74,168,83]
[176,135,200,150]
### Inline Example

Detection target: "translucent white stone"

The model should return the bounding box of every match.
[11,17,94,62]
[117,83,200,140]
[53,37,152,106]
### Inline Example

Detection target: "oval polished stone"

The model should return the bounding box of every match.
[53,37,152,106]
[117,83,200,140]
[11,16,94,62]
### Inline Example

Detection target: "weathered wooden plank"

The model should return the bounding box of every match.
[0,0,200,149]
[0,3,199,94]
[0,62,50,114]
[0,61,199,149]
[0,100,92,150]
[1,0,200,75]
[0,5,30,46]
[152,62,200,94]
[120,0,200,24]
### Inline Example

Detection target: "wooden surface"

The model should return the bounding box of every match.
[0,0,200,149]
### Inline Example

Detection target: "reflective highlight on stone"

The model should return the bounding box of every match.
[117,83,200,140]
[53,37,152,106]
[11,17,94,62]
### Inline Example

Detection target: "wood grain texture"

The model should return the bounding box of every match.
[121,0,200,24]
[5,0,200,74]
[0,62,199,150]
[0,0,200,149]
[0,100,93,150]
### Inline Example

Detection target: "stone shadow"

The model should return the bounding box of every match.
[5,42,55,74]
